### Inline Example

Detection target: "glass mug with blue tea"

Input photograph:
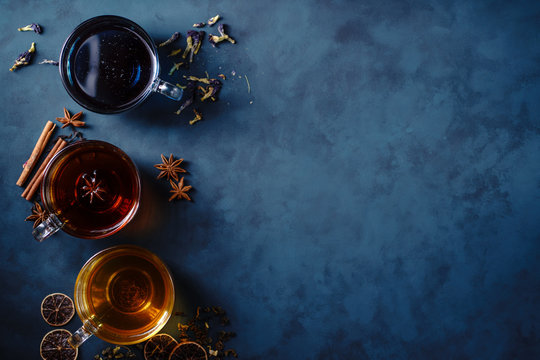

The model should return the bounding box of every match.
[33,140,141,241]
[68,245,175,348]
[59,15,183,113]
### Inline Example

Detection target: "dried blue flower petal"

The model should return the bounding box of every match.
[17,23,42,34]
[167,48,183,57]
[198,78,222,102]
[208,24,235,47]
[190,109,203,125]
[175,81,197,115]
[182,31,204,63]
[39,59,59,66]
[158,32,180,47]
[193,22,206,28]
[207,15,221,26]
[10,42,36,72]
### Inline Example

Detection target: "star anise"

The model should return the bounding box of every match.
[154,154,186,181]
[81,172,106,204]
[169,177,192,201]
[55,107,85,129]
[25,202,48,228]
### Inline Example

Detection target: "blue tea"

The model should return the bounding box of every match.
[60,16,160,113]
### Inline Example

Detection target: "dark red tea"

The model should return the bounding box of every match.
[41,141,140,239]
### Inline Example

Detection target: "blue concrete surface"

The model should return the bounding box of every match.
[1,0,539,358]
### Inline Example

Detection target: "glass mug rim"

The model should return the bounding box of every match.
[39,139,141,239]
[58,15,177,114]
[72,245,175,346]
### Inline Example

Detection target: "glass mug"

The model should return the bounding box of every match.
[68,245,175,347]
[33,140,141,242]
[59,15,183,114]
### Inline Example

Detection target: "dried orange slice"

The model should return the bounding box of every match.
[41,293,75,326]
[144,333,178,360]
[40,329,78,360]
[168,341,208,360]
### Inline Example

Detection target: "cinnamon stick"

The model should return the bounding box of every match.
[22,138,67,200]
[16,121,56,186]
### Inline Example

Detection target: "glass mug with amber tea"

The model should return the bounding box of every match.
[68,245,175,348]
[33,140,141,242]
[59,15,183,114]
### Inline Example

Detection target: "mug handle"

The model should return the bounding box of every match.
[152,78,183,100]
[33,213,63,242]
[68,321,97,349]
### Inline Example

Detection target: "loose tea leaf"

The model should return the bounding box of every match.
[95,345,135,360]
[18,23,42,33]
[9,42,36,71]
[193,22,206,28]
[25,201,48,228]
[158,32,180,47]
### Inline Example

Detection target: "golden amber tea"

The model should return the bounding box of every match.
[71,245,174,346]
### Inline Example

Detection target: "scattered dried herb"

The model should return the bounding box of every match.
[169,62,184,75]
[158,32,181,47]
[169,177,192,201]
[207,15,221,26]
[198,78,222,102]
[174,305,237,359]
[9,42,36,71]
[175,80,196,115]
[25,201,48,228]
[167,48,183,57]
[193,22,206,28]
[244,74,251,93]
[39,59,59,65]
[183,30,204,63]
[154,154,186,181]
[18,23,42,33]
[185,75,211,84]
[55,107,84,128]
[218,74,226,80]
[208,24,235,47]
[190,109,203,125]
[93,346,136,360]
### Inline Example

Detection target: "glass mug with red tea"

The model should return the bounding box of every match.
[68,245,175,347]
[59,15,183,114]
[33,140,141,242]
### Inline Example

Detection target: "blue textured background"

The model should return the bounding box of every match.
[1,0,539,359]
